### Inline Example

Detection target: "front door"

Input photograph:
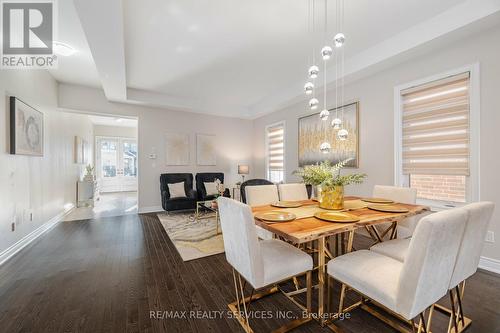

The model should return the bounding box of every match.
[97,137,138,193]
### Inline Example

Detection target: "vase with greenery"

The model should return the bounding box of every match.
[293,158,366,210]
[84,164,95,182]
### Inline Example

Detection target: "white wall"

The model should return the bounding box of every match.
[93,124,137,138]
[252,25,500,261]
[0,71,93,254]
[59,84,254,211]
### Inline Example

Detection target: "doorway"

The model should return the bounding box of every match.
[96,136,138,193]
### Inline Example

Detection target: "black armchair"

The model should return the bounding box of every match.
[240,179,273,204]
[160,173,197,212]
[195,172,230,201]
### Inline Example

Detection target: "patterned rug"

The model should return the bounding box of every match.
[157,211,225,261]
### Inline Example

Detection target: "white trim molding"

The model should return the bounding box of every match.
[0,204,75,267]
[479,256,500,275]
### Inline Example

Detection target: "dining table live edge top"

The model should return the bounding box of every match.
[252,196,430,244]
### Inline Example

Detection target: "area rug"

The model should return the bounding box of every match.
[157,212,225,261]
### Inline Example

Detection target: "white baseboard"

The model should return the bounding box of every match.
[479,256,500,275]
[138,205,163,214]
[0,204,75,267]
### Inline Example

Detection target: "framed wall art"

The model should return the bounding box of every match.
[165,133,190,166]
[298,101,359,167]
[196,134,216,166]
[10,97,44,156]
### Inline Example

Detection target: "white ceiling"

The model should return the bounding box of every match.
[48,0,101,88]
[50,0,500,118]
[88,115,138,128]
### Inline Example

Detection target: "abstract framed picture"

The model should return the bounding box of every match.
[196,134,216,166]
[165,133,190,166]
[9,97,44,156]
[298,101,359,168]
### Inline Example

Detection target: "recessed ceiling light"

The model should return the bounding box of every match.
[53,41,77,56]
[116,118,124,123]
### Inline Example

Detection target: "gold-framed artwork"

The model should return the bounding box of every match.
[298,101,359,167]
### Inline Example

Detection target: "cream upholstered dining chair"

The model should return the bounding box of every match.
[370,202,494,332]
[245,184,279,240]
[217,197,313,332]
[278,183,309,201]
[370,185,423,240]
[328,207,469,332]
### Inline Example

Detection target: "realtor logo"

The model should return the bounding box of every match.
[1,0,57,68]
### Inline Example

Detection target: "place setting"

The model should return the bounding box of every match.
[254,211,297,223]
[360,197,410,213]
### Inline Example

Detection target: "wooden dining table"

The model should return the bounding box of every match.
[251,196,430,324]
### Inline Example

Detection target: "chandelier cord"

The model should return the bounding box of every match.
[324,0,327,110]
[341,0,345,123]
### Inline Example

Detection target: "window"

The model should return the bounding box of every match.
[395,68,479,207]
[266,123,285,183]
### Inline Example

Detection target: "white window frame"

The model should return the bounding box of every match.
[394,64,480,210]
[265,121,286,183]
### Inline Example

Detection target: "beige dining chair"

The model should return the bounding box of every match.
[328,207,468,332]
[217,197,313,333]
[245,184,279,240]
[358,185,422,242]
[370,201,494,333]
[278,183,309,201]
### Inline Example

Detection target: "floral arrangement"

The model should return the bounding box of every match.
[293,158,366,191]
[214,178,226,197]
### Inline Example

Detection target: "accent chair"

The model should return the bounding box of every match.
[195,172,230,201]
[160,173,197,212]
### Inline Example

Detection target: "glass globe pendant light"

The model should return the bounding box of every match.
[331,117,342,129]
[304,82,314,95]
[320,142,331,153]
[334,33,345,48]
[319,109,330,120]
[321,46,333,60]
[337,128,348,140]
[308,65,319,79]
[309,98,319,110]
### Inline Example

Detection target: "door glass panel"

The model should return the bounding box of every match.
[123,141,138,177]
[101,140,118,178]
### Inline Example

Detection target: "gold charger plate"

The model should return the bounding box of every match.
[254,211,296,223]
[271,201,303,208]
[344,200,368,210]
[367,204,410,213]
[314,211,360,223]
[361,197,394,204]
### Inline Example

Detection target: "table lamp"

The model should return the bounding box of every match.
[238,165,249,183]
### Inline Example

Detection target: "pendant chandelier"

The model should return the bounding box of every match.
[304,0,348,154]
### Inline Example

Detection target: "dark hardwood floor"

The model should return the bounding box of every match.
[0,213,499,333]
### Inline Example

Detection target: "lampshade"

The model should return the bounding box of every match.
[238,165,249,175]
